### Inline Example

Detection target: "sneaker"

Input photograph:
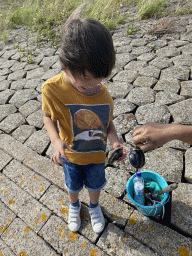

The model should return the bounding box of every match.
[68,201,81,232]
[89,204,105,233]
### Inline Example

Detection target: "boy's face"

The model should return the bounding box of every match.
[64,69,103,96]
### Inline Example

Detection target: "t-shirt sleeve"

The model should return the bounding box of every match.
[42,90,60,122]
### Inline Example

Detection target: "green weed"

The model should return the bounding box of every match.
[127,25,139,35]
[2,30,9,44]
[137,0,166,19]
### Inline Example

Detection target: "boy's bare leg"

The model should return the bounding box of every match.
[88,190,100,204]
[68,192,79,203]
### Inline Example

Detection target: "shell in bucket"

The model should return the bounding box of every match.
[126,170,169,217]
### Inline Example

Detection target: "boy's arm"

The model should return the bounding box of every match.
[43,112,73,165]
[107,121,129,163]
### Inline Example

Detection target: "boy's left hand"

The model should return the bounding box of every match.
[111,142,130,164]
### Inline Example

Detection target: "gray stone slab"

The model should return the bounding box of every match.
[39,55,58,68]
[24,78,43,89]
[113,113,137,134]
[153,78,180,93]
[113,98,136,118]
[24,63,40,71]
[52,60,62,69]
[155,91,184,105]
[1,218,58,255]
[41,68,61,81]
[7,70,26,81]
[40,215,106,255]
[131,46,151,56]
[0,134,35,162]
[115,44,132,54]
[0,89,15,104]
[156,46,181,58]
[0,104,17,121]
[160,66,190,81]
[0,68,12,76]
[115,53,136,68]
[1,50,17,60]
[26,109,44,128]
[0,113,25,133]
[0,75,6,82]
[0,149,12,171]
[10,79,26,90]
[124,60,147,71]
[0,172,51,232]
[98,223,157,256]
[12,124,35,143]
[149,57,173,69]
[0,238,15,256]
[133,76,157,88]
[42,47,56,57]
[137,52,157,62]
[26,67,46,80]
[25,130,50,154]
[113,70,138,84]
[0,200,16,235]
[127,87,155,106]
[185,147,192,183]
[124,210,192,256]
[138,65,161,79]
[179,42,192,55]
[0,80,10,91]
[141,147,183,183]
[10,61,27,71]
[168,98,192,124]
[168,40,188,47]
[180,81,192,97]
[171,54,192,67]
[163,140,190,151]
[130,39,148,47]
[104,81,134,99]
[9,89,39,108]
[3,159,51,199]
[0,59,16,69]
[19,99,41,118]
[135,103,171,124]
[147,39,168,49]
[171,183,192,236]
[23,152,65,188]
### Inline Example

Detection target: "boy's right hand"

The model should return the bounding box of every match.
[51,139,74,166]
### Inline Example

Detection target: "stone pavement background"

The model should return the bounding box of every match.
[0,3,192,256]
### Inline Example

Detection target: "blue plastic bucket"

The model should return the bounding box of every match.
[126,170,169,217]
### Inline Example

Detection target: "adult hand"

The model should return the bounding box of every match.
[133,123,169,151]
[51,139,74,166]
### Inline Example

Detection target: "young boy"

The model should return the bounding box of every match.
[42,8,128,233]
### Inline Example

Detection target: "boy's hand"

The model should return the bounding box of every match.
[111,142,130,165]
[51,139,74,166]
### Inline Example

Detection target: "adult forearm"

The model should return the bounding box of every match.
[166,124,192,144]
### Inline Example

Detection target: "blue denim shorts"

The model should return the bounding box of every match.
[60,158,106,193]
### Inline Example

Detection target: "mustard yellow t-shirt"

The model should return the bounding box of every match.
[42,72,114,165]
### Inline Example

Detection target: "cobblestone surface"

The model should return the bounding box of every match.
[0,4,192,255]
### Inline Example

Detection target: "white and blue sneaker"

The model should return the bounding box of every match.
[68,201,81,232]
[89,204,105,233]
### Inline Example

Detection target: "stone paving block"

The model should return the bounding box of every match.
[168,98,192,124]
[104,81,134,99]
[0,200,16,235]
[180,80,192,97]
[156,46,181,58]
[138,65,161,79]
[40,215,106,255]
[113,113,137,135]
[24,78,43,89]
[133,76,157,88]
[184,147,192,183]
[115,53,136,68]
[0,104,17,121]
[153,78,180,93]
[26,109,44,128]
[137,52,157,62]
[0,149,12,171]
[171,183,192,236]
[0,68,12,76]
[41,68,61,81]
[0,134,35,162]
[1,218,59,255]
[150,56,173,70]
[104,166,131,198]
[23,153,65,188]
[19,99,41,118]
[7,70,26,81]
[127,87,155,106]
[113,70,138,83]
[12,124,35,143]
[39,55,58,68]
[0,113,25,133]
[98,223,157,255]
[26,67,46,80]
[140,147,183,183]
[124,210,192,256]
[10,61,27,71]
[1,50,17,60]
[3,159,51,199]
[155,91,184,105]
[0,80,10,91]
[0,60,16,69]
[10,78,26,90]
[0,75,6,82]
[24,63,40,71]
[160,66,190,81]
[171,54,192,67]
[0,89,15,104]
[163,140,190,151]
[0,238,15,256]
[113,98,136,118]
[131,46,151,56]
[135,103,171,124]
[24,130,50,153]
[9,89,39,108]
[0,173,51,233]
[124,60,147,71]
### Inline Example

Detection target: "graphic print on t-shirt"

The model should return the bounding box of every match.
[66,104,110,153]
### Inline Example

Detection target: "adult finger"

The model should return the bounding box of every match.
[133,126,143,136]
[133,133,147,145]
